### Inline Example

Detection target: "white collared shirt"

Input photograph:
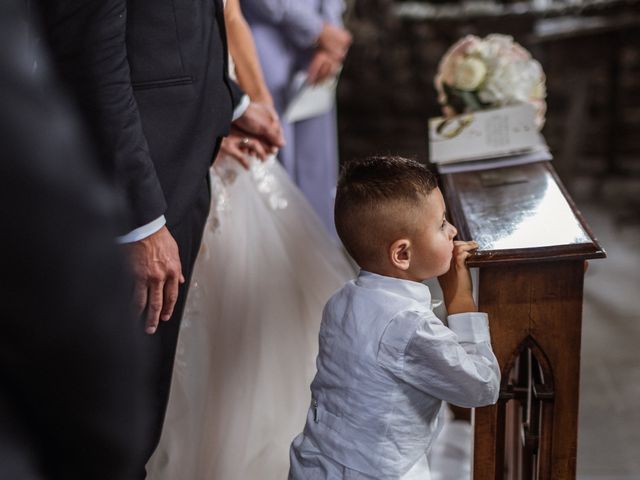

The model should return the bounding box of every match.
[289,270,500,479]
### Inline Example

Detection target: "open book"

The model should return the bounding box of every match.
[428,104,551,172]
[283,71,338,123]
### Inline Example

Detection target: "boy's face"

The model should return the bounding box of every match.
[407,188,458,281]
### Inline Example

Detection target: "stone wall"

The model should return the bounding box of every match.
[336,0,640,182]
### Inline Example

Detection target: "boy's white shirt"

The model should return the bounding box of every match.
[289,270,500,479]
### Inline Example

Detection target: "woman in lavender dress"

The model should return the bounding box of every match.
[241,0,352,236]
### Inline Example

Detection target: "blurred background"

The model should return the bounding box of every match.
[337,0,639,478]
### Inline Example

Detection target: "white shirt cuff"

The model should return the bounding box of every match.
[116,215,166,244]
[232,94,251,121]
[447,312,490,344]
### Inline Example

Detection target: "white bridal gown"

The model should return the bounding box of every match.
[146,154,356,480]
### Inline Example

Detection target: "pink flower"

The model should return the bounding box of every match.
[435,35,482,105]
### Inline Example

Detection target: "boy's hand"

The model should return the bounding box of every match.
[438,240,478,315]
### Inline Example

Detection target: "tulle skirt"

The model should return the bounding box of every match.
[147,155,356,480]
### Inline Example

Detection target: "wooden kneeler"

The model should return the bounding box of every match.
[440,161,605,479]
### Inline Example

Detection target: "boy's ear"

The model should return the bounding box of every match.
[389,238,411,271]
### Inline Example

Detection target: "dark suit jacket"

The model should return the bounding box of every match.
[40,0,243,233]
[1,2,149,478]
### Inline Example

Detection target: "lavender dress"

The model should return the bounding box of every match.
[240,0,346,236]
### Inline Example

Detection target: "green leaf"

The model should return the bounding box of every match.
[443,83,490,112]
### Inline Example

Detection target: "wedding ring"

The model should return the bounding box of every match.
[240,137,250,147]
[435,113,474,139]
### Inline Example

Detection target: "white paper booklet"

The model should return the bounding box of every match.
[428,104,549,165]
[283,71,338,123]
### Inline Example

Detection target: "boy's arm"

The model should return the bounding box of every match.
[378,310,501,408]
[438,240,478,314]
[378,242,500,407]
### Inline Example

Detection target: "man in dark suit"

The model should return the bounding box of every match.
[37,0,284,472]
[1,2,149,478]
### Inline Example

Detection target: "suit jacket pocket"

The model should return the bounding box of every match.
[132,76,193,90]
[127,0,187,82]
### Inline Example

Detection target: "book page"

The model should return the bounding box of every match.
[283,71,338,123]
[429,104,548,164]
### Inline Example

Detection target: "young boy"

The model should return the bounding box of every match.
[288,156,501,479]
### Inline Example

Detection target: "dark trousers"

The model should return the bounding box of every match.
[137,177,211,477]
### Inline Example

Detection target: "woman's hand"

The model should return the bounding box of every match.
[317,23,352,62]
[307,50,342,85]
[233,101,285,150]
[216,128,270,169]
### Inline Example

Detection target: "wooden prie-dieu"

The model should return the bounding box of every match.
[440,161,606,479]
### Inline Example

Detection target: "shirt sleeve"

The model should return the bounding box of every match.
[378,310,501,408]
[321,0,346,26]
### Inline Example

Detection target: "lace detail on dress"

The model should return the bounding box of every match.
[206,167,232,238]
[204,154,288,243]
[179,155,291,346]
[250,155,288,211]
[176,278,198,368]
[177,170,229,347]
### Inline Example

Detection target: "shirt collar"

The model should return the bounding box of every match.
[356,270,432,306]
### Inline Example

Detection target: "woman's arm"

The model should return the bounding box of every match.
[224,0,273,105]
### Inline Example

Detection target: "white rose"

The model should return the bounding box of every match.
[530,80,546,101]
[479,58,544,106]
[453,57,487,91]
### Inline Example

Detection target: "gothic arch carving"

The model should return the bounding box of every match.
[496,335,555,479]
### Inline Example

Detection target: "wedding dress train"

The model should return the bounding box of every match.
[147,155,355,479]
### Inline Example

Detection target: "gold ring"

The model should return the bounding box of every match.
[435,114,474,139]
[240,137,250,146]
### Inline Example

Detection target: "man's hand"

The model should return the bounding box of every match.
[316,23,352,62]
[438,240,478,315]
[125,226,184,334]
[307,50,342,85]
[233,101,285,151]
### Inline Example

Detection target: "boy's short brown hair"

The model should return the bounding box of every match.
[334,156,438,268]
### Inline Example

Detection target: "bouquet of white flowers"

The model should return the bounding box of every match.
[434,34,547,129]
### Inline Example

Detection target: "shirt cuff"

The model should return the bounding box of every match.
[232,94,250,121]
[447,312,490,344]
[116,215,166,244]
